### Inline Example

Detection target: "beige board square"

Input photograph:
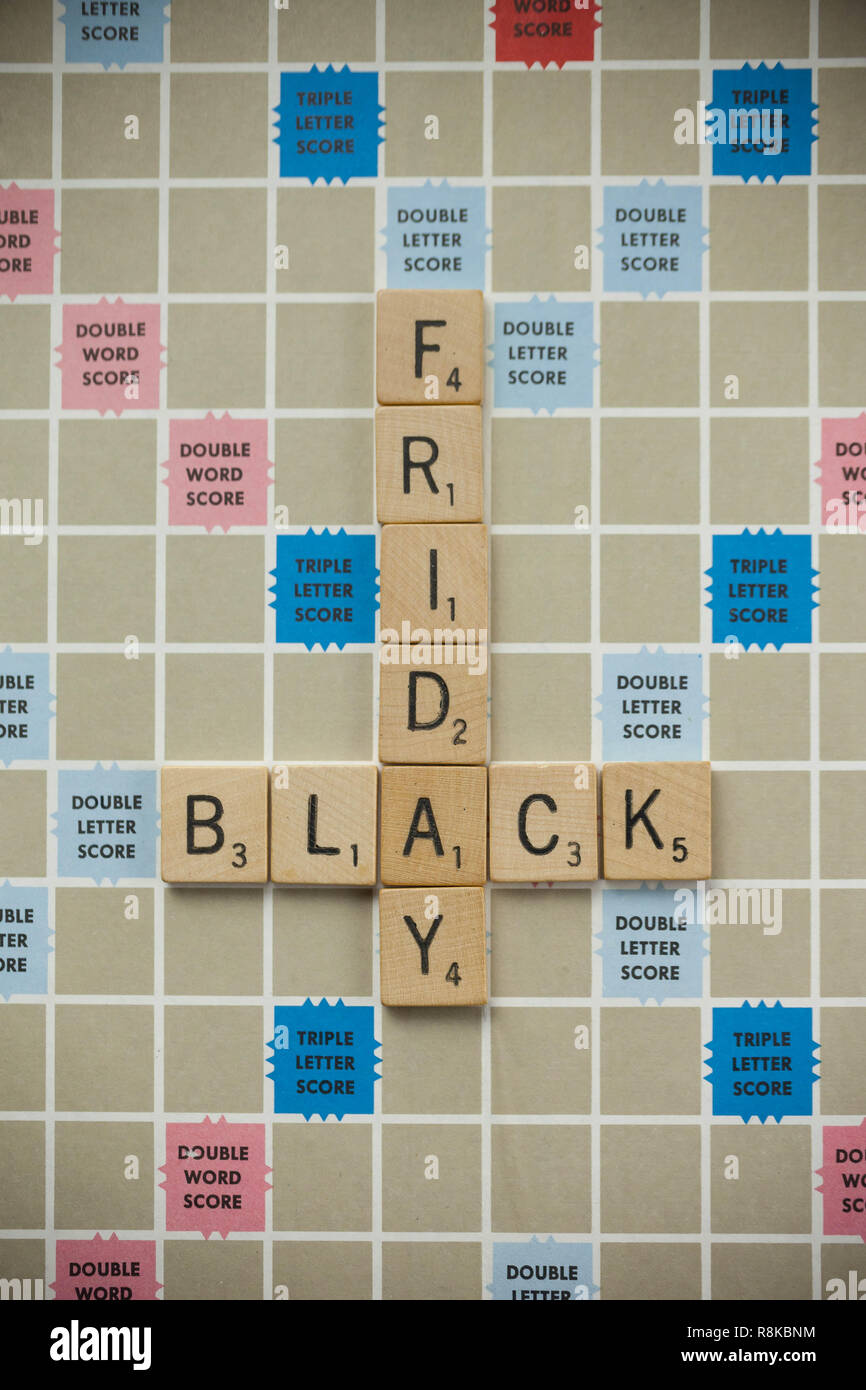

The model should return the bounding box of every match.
[492,535,590,643]
[56,887,154,996]
[382,1008,481,1114]
[274,653,372,761]
[712,771,810,880]
[489,763,598,883]
[377,290,483,406]
[0,1005,44,1110]
[385,0,484,59]
[162,1241,262,1301]
[270,763,377,886]
[277,302,372,409]
[601,1125,701,1234]
[710,417,810,525]
[821,0,866,55]
[161,765,268,885]
[169,190,266,294]
[709,653,810,761]
[492,418,589,526]
[0,1124,43,1228]
[169,0,268,61]
[711,1125,812,1235]
[601,417,700,526]
[0,0,52,61]
[491,888,592,998]
[819,188,866,292]
[379,522,488,637]
[166,537,264,644]
[710,187,808,291]
[274,889,372,998]
[601,303,699,407]
[821,890,866,998]
[276,417,373,526]
[711,1243,811,1301]
[57,536,155,643]
[277,0,376,62]
[602,71,700,176]
[376,406,482,524]
[57,655,154,762]
[822,1244,866,1301]
[383,1124,481,1233]
[601,1009,701,1115]
[169,74,267,178]
[273,1241,371,1301]
[492,1124,591,1232]
[711,303,808,408]
[380,768,487,888]
[384,73,482,179]
[493,73,590,177]
[164,887,262,997]
[0,772,45,877]
[492,186,591,294]
[710,0,809,55]
[378,649,488,766]
[167,305,266,410]
[602,0,699,57]
[277,189,374,295]
[601,535,701,644]
[820,537,866,643]
[0,75,51,178]
[0,538,48,643]
[0,306,49,408]
[165,654,263,762]
[164,1005,263,1113]
[273,1124,371,1232]
[62,76,159,179]
[380,887,486,1006]
[0,1239,45,1282]
[821,772,866,881]
[821,1008,866,1114]
[0,420,48,508]
[55,1121,153,1231]
[59,419,156,526]
[382,1242,481,1301]
[491,653,591,761]
[600,1243,701,1300]
[491,1007,591,1115]
[820,304,866,408]
[817,71,866,175]
[55,1005,153,1112]
[710,888,811,1000]
[61,189,158,294]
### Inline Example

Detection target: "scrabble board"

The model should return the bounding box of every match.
[2,0,866,1316]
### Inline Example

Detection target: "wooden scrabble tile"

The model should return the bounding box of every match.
[489,762,598,882]
[270,763,378,885]
[379,646,488,765]
[380,887,487,1007]
[379,523,488,639]
[161,765,269,884]
[380,765,487,887]
[602,761,711,881]
[375,405,483,523]
[376,289,484,405]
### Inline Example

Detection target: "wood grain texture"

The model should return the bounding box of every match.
[379,646,488,765]
[380,886,487,1007]
[161,764,269,884]
[375,405,483,523]
[489,762,598,882]
[602,761,711,881]
[270,763,378,885]
[380,764,487,886]
[376,289,484,405]
[379,522,488,638]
